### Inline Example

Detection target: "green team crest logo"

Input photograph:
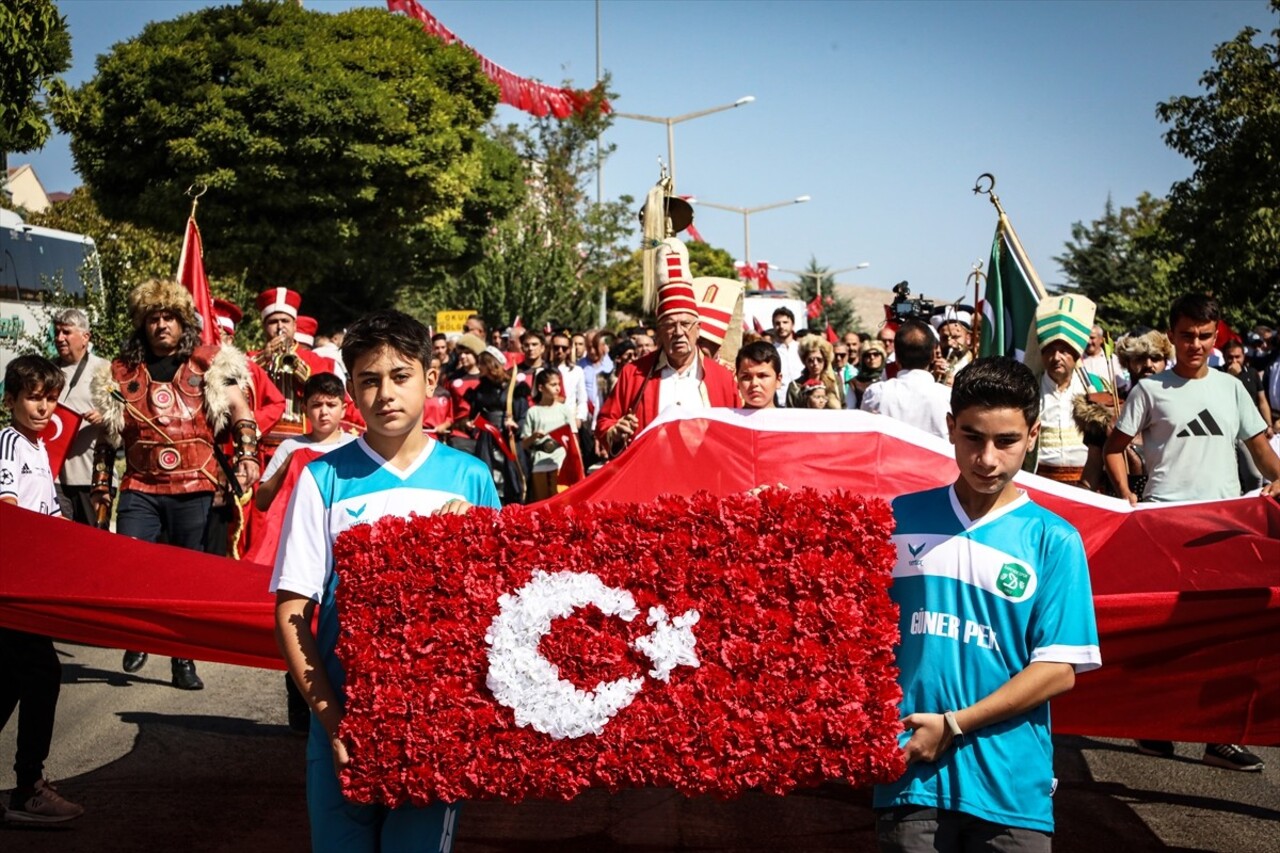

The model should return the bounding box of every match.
[996,561,1032,599]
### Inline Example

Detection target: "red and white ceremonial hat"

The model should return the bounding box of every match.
[255,287,302,320]
[212,298,243,334]
[655,237,698,321]
[295,315,318,346]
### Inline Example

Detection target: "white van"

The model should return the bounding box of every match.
[0,207,100,389]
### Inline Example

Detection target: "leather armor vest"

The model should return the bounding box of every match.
[113,349,219,495]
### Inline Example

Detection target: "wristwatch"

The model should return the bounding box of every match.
[943,710,964,746]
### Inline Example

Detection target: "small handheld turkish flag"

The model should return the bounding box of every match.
[549,423,585,487]
[39,404,82,476]
[472,414,516,461]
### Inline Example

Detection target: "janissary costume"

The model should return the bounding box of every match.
[91,279,258,690]
[596,234,737,450]
[248,288,341,461]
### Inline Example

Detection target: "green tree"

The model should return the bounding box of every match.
[422,80,633,331]
[687,240,739,280]
[0,0,71,199]
[788,258,859,334]
[53,0,521,322]
[1055,192,1180,332]
[1153,3,1280,325]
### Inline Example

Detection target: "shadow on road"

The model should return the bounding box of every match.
[1,726,1253,852]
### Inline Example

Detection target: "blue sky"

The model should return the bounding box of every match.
[15,0,1275,306]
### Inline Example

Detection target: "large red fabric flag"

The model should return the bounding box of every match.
[176,216,218,347]
[1,409,1277,745]
[38,404,82,476]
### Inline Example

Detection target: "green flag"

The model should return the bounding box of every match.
[979,218,1043,360]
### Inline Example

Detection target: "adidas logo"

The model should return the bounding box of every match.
[1176,409,1224,438]
[21,463,32,474]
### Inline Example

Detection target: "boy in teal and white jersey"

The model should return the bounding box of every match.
[874,357,1101,853]
[272,310,499,853]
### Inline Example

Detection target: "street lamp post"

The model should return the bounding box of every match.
[779,264,871,300]
[693,196,811,266]
[613,96,754,191]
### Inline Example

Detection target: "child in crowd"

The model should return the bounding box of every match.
[802,381,829,409]
[521,368,576,501]
[271,311,499,851]
[874,357,1099,852]
[1,355,84,824]
[255,373,353,511]
[735,341,782,410]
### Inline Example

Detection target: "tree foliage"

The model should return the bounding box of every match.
[687,240,739,281]
[1153,3,1280,324]
[0,0,71,194]
[0,0,71,153]
[53,0,521,323]
[416,80,634,332]
[1055,193,1180,333]
[788,257,859,334]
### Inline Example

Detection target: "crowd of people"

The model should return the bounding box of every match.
[1,256,1277,850]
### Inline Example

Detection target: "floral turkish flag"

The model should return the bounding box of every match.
[333,489,904,805]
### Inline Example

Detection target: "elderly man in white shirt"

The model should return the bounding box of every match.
[860,320,952,439]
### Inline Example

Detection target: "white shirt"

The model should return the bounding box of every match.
[260,433,355,483]
[657,356,707,413]
[774,339,803,406]
[860,369,952,439]
[1037,371,1091,468]
[57,353,110,486]
[0,427,59,515]
[557,363,589,425]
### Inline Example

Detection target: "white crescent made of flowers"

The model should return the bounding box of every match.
[484,569,701,739]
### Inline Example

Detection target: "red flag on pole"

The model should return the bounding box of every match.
[806,294,823,321]
[176,216,219,347]
[550,423,585,487]
[38,404,82,476]
[825,324,839,344]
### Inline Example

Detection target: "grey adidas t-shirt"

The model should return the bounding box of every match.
[1115,368,1267,502]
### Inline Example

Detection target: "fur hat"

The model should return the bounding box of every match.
[1115,329,1173,365]
[1072,395,1114,449]
[128,279,197,331]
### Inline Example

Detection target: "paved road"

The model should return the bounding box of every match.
[3,643,1277,852]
